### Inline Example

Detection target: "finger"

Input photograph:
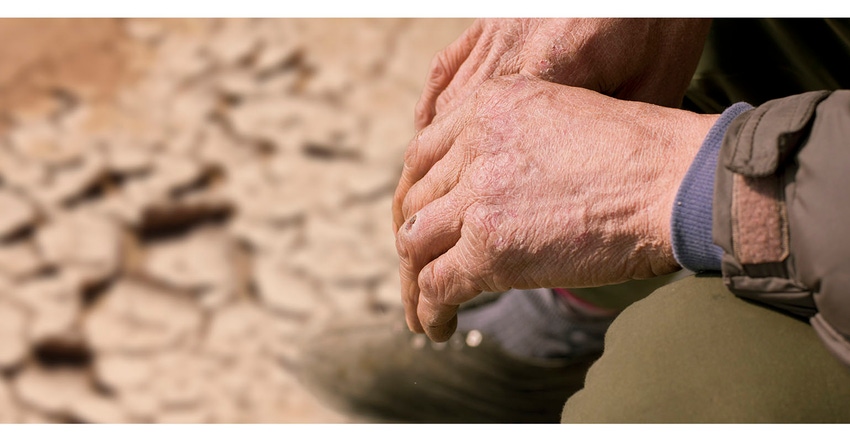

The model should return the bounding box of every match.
[416,235,486,342]
[414,20,484,132]
[396,192,465,333]
[392,111,470,233]
[433,34,515,118]
[401,135,469,221]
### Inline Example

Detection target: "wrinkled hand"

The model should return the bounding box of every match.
[415,18,712,131]
[395,75,719,341]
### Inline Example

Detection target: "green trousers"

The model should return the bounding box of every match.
[561,276,850,422]
[561,19,850,422]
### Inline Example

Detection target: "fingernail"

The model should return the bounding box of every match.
[406,214,417,230]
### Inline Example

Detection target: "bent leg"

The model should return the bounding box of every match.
[561,275,850,423]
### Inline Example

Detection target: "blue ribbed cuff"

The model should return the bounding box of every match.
[671,102,753,272]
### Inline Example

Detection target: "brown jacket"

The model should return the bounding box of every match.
[714,90,850,367]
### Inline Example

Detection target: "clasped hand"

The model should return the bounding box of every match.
[394,75,718,341]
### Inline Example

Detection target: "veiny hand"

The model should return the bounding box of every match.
[414,18,712,131]
[395,75,719,341]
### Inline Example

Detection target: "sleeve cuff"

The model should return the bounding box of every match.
[670,102,753,273]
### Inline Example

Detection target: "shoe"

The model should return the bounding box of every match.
[295,291,603,423]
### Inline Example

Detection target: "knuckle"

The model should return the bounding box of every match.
[418,263,444,305]
[392,184,409,225]
[479,75,510,95]
[403,133,421,168]
[428,51,452,84]
[413,99,431,125]
[453,123,489,159]
[418,261,436,293]
[434,89,456,116]
[392,183,405,213]
[395,229,412,262]
[467,157,510,199]
[394,174,410,201]
[454,122,480,145]
[394,212,422,263]
[401,192,416,221]
[463,203,506,260]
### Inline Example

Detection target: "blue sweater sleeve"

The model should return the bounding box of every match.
[670,102,753,272]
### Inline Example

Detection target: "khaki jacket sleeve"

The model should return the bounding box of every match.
[713,90,850,367]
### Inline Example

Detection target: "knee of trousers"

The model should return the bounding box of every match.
[561,274,850,423]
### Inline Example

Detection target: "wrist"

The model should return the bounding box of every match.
[651,109,721,275]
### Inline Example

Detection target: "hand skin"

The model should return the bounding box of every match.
[414,18,712,131]
[394,75,720,341]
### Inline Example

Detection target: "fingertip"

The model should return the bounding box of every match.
[407,316,425,334]
[404,296,425,334]
[424,315,457,343]
[415,22,480,132]
[416,294,459,343]
[399,264,425,335]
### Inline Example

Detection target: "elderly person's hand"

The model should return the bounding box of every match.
[395,75,719,341]
[414,18,712,131]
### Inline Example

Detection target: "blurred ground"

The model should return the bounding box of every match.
[0,18,472,423]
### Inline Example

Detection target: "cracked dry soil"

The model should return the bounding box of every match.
[0,18,472,423]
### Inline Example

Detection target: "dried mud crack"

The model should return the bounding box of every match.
[0,18,473,423]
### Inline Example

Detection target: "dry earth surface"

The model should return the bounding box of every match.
[0,18,472,423]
